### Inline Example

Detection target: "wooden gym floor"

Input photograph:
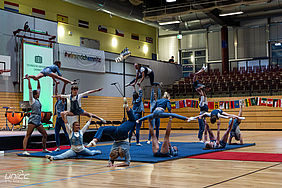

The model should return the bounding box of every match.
[1,130,282,188]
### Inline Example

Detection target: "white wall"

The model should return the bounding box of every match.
[158,36,178,63]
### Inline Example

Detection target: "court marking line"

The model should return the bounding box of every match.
[0,159,107,174]
[15,163,152,188]
[203,163,281,188]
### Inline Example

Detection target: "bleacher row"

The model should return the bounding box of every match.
[167,65,282,98]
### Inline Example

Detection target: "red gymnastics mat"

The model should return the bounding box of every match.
[15,146,71,151]
[188,151,282,162]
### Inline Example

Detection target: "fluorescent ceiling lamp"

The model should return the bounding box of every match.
[166,0,176,2]
[159,20,180,25]
[275,43,281,46]
[219,11,243,17]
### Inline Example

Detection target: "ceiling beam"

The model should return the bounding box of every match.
[143,0,268,21]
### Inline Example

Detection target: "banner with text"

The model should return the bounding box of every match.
[23,43,53,115]
[59,43,105,73]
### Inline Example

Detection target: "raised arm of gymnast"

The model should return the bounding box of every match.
[63,113,71,135]
[236,103,243,123]
[80,88,103,96]
[28,78,40,101]
[54,82,66,100]
[52,88,103,98]
[196,112,211,119]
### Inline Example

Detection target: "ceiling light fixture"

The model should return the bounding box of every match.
[219,11,243,17]
[159,20,180,25]
[166,0,176,2]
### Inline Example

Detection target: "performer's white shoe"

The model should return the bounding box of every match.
[100,118,107,124]
[45,155,53,161]
[187,117,196,122]
[202,64,208,71]
[125,83,131,87]
[123,97,128,108]
[22,151,30,156]
[87,140,97,148]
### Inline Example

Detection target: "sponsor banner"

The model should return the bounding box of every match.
[59,44,105,73]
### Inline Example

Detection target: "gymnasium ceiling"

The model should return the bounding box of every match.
[63,0,282,31]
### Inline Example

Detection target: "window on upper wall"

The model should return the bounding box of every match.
[195,50,206,57]
[182,59,192,64]
[260,59,269,67]
[238,61,246,71]
[182,51,193,58]
[183,65,193,71]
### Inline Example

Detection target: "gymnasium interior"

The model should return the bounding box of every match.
[0,0,282,187]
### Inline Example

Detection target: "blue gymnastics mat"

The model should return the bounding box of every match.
[17,142,255,163]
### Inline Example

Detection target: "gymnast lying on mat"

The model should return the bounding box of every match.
[188,109,245,124]
[45,117,101,161]
[149,117,178,157]
[203,118,235,149]
[25,61,75,85]
[136,92,189,123]
[86,98,136,167]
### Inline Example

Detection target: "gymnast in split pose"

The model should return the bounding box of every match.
[54,82,70,151]
[87,98,136,167]
[126,63,160,87]
[136,92,189,123]
[188,109,245,124]
[128,85,144,146]
[228,101,244,145]
[45,116,101,161]
[149,117,178,157]
[25,61,75,84]
[147,86,162,144]
[203,118,234,149]
[54,85,106,123]
[22,78,51,155]
[194,65,209,142]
